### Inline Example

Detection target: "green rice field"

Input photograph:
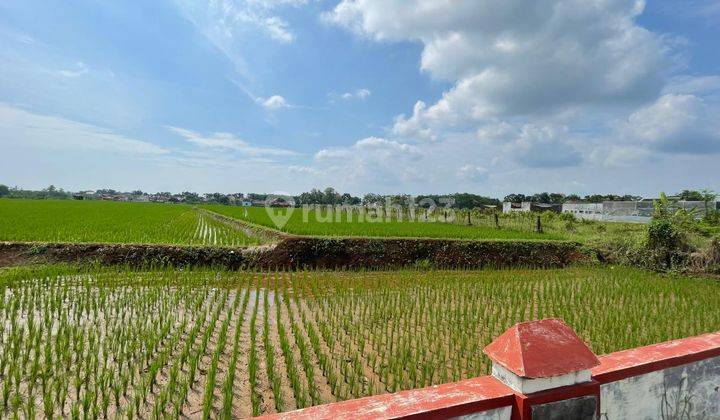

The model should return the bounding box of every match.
[203,204,565,241]
[0,199,258,246]
[1,264,717,418]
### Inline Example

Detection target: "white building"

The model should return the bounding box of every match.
[561,200,716,223]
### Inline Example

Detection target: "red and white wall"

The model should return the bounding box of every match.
[262,319,720,419]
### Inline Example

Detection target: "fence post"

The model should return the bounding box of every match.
[484,318,601,419]
[494,213,500,229]
[535,215,542,233]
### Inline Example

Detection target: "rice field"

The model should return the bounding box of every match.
[1,265,718,418]
[202,205,564,241]
[0,199,257,246]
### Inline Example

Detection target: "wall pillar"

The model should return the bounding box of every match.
[483,318,601,419]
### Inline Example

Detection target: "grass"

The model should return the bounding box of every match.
[202,205,568,241]
[0,264,718,417]
[0,199,258,246]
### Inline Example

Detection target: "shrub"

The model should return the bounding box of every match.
[647,218,683,250]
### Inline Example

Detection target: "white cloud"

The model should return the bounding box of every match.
[166,126,298,157]
[0,103,168,156]
[228,80,290,111]
[508,125,582,168]
[173,0,306,76]
[312,136,427,188]
[355,88,371,99]
[288,165,321,175]
[59,62,88,78]
[331,88,372,102]
[663,75,720,95]
[260,95,288,110]
[457,164,488,182]
[621,94,720,154]
[589,145,653,167]
[391,101,438,141]
[328,0,669,139]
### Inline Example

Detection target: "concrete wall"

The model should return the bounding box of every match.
[592,332,720,420]
[562,200,717,223]
[263,330,720,420]
[599,356,720,419]
[502,202,531,213]
[562,203,604,221]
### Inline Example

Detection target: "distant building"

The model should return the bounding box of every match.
[503,202,531,213]
[561,200,715,223]
[502,202,561,213]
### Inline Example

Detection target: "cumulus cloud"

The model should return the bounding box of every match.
[166,126,298,157]
[507,125,582,168]
[329,0,666,122]
[621,94,720,154]
[321,0,720,178]
[312,136,427,187]
[0,103,168,156]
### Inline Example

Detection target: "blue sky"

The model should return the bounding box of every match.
[1,0,719,197]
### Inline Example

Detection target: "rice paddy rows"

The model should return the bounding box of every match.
[0,199,257,246]
[202,205,563,241]
[1,266,719,418]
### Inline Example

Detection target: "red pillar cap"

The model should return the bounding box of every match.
[483,318,600,378]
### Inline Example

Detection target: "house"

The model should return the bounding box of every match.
[502,202,531,213]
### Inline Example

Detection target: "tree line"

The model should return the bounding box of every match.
[1,184,716,209]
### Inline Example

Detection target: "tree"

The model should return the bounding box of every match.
[340,193,361,205]
[566,194,581,202]
[531,192,551,203]
[676,189,704,201]
[204,193,229,205]
[503,194,528,203]
[323,187,341,205]
[181,191,200,203]
[362,193,383,205]
[0,184,9,197]
[700,189,717,217]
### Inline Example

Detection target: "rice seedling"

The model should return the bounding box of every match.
[0,199,258,246]
[0,265,718,418]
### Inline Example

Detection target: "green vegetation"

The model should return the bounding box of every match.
[0,199,257,246]
[600,192,720,274]
[1,264,718,417]
[203,205,567,241]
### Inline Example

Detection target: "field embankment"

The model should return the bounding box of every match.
[0,237,585,269]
